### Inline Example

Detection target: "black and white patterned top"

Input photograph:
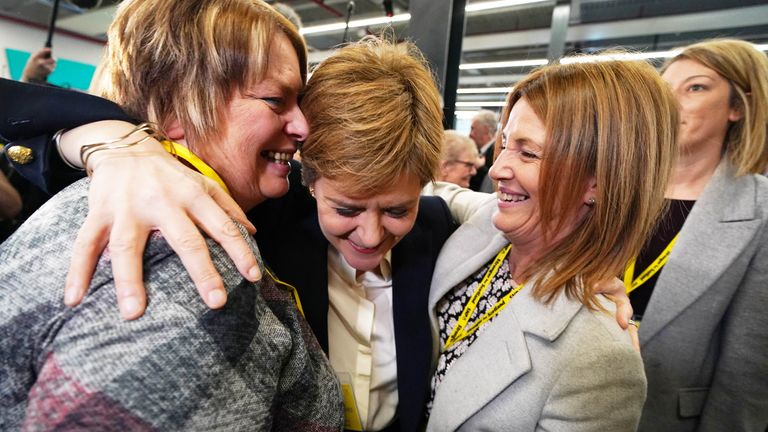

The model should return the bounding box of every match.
[426,251,516,415]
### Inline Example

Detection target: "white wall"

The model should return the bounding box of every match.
[0,17,105,80]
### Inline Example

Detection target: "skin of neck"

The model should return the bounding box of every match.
[505,233,547,282]
[665,139,724,200]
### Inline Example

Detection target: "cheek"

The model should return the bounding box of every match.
[386,217,417,239]
[317,211,354,238]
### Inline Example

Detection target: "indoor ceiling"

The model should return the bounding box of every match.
[2,0,767,110]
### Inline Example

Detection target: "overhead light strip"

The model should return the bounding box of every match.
[460,44,768,70]
[465,0,550,12]
[301,0,549,36]
[456,101,507,107]
[301,13,411,35]
[460,59,548,70]
[457,87,513,94]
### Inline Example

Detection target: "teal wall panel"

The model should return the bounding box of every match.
[6,48,96,91]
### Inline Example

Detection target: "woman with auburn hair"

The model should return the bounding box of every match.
[0,0,344,429]
[632,39,768,432]
[426,58,678,431]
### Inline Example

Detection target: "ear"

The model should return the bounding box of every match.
[438,160,451,177]
[164,118,186,141]
[728,92,748,122]
[582,176,597,206]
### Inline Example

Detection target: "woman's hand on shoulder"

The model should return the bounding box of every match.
[595,277,639,351]
[62,121,260,319]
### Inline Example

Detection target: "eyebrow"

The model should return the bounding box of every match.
[681,74,716,83]
[326,196,419,209]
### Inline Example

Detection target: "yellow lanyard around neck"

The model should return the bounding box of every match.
[624,232,680,294]
[161,140,230,195]
[444,244,524,350]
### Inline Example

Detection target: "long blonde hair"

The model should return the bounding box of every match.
[663,39,768,175]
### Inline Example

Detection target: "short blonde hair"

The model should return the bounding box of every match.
[441,130,478,163]
[299,37,443,195]
[503,59,678,308]
[663,39,768,175]
[95,0,306,148]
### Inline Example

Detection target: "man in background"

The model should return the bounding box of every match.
[467,109,498,192]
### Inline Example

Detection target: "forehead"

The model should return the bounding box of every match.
[662,58,722,84]
[258,33,303,92]
[504,98,545,137]
[321,173,422,204]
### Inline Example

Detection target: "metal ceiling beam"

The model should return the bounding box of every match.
[463,4,768,52]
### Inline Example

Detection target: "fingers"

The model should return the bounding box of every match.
[195,182,260,281]
[613,295,633,330]
[108,218,150,320]
[65,215,110,307]
[627,323,640,352]
[161,209,228,309]
[208,183,256,234]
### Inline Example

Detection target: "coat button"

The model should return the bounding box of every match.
[7,145,34,165]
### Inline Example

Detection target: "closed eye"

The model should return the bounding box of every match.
[335,207,361,217]
[385,207,409,218]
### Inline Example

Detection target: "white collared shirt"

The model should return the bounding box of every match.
[327,247,398,431]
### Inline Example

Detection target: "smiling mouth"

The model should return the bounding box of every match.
[261,151,293,165]
[348,239,380,255]
[498,192,529,202]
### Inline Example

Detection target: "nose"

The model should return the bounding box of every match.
[356,212,385,248]
[285,105,309,142]
[489,150,512,182]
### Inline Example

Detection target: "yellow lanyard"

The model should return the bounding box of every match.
[161,140,230,195]
[624,232,680,294]
[444,244,524,350]
[263,267,304,317]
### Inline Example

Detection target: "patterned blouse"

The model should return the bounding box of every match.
[426,250,517,415]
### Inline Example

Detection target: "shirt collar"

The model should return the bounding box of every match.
[328,246,392,286]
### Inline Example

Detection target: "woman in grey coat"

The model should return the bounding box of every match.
[632,39,768,432]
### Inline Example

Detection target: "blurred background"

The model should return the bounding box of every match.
[1,0,766,131]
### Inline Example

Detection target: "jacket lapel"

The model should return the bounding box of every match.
[427,201,583,430]
[640,161,762,344]
[391,222,436,432]
[428,282,583,431]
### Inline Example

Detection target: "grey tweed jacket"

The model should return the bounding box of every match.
[0,179,344,431]
[426,200,647,432]
[638,161,768,432]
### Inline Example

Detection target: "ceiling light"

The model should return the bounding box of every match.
[560,50,681,64]
[466,0,550,13]
[457,87,512,94]
[300,13,410,35]
[455,110,483,118]
[459,59,548,70]
[456,101,507,107]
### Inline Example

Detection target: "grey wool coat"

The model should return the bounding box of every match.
[638,161,768,432]
[426,200,647,432]
[0,179,344,431]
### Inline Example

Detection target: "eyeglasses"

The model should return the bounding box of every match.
[450,160,477,169]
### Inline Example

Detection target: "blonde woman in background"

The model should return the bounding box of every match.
[435,130,481,189]
[631,39,768,432]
